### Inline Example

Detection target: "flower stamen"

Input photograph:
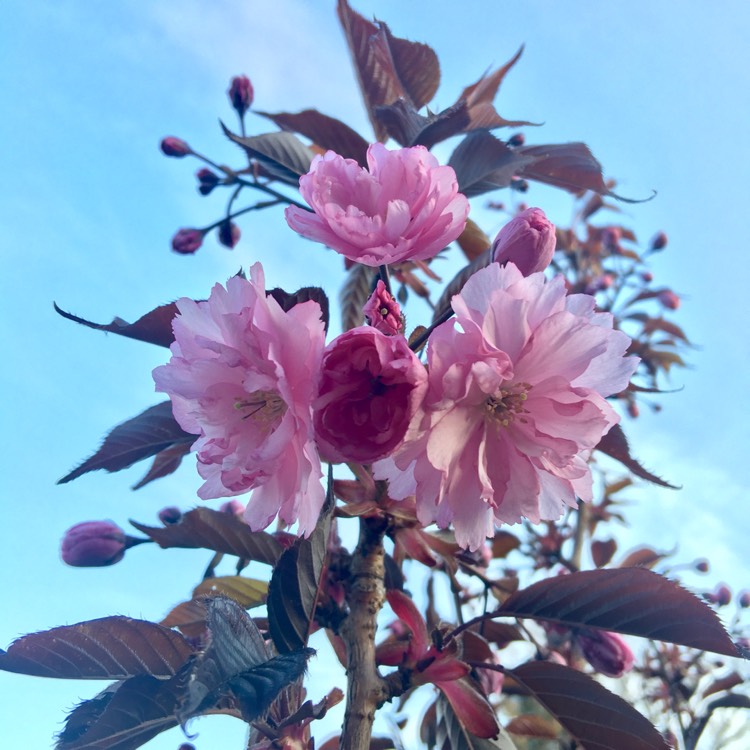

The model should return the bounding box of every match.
[485,382,531,427]
[235,389,288,425]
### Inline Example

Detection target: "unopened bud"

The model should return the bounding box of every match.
[578,629,634,678]
[715,584,732,606]
[510,178,528,192]
[196,168,220,196]
[657,290,680,310]
[627,401,639,419]
[363,279,403,335]
[158,506,182,525]
[641,271,654,283]
[508,133,525,147]
[217,221,241,249]
[601,227,621,250]
[228,75,254,118]
[171,228,204,255]
[160,137,192,158]
[695,558,709,573]
[739,591,750,608]
[491,207,556,276]
[61,521,127,567]
[651,231,668,251]
[219,499,244,515]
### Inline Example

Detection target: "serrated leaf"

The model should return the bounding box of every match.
[257,109,369,166]
[131,441,191,490]
[178,596,313,724]
[435,693,516,749]
[506,714,559,739]
[267,285,330,333]
[223,127,314,186]
[0,617,192,679]
[59,401,193,484]
[193,576,268,606]
[267,469,334,653]
[448,131,534,197]
[453,47,536,131]
[591,538,617,568]
[375,98,471,148]
[337,0,439,141]
[617,546,670,569]
[130,507,282,566]
[507,661,668,750]
[340,262,377,332]
[54,301,177,348]
[497,568,740,656]
[596,424,678,488]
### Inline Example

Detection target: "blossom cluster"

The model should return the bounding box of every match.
[155,145,638,550]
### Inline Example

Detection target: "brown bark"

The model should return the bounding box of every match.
[339,515,390,750]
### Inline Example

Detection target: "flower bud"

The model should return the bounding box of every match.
[196,167,220,196]
[739,591,750,608]
[694,558,709,573]
[228,75,254,118]
[61,521,127,567]
[160,137,192,158]
[158,506,182,525]
[657,290,680,310]
[219,499,245,515]
[651,231,668,251]
[171,228,204,255]
[217,221,241,249]
[711,584,732,606]
[491,207,556,276]
[510,178,529,192]
[363,280,403,335]
[508,133,525,147]
[578,629,634,677]
[641,271,654,283]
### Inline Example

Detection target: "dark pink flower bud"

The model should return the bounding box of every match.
[651,231,668,251]
[739,591,750,608]
[171,228,204,255]
[219,499,245,515]
[363,280,403,335]
[491,207,556,276]
[713,584,732,606]
[508,133,525,147]
[61,521,127,567]
[217,221,241,249]
[313,327,427,464]
[510,178,529,192]
[578,629,634,677]
[657,290,680,310]
[228,75,254,117]
[196,168,220,196]
[601,227,621,249]
[160,137,192,158]
[695,558,709,573]
[641,271,654,283]
[158,506,182,525]
[627,401,639,419]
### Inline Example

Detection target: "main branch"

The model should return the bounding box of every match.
[339,515,389,750]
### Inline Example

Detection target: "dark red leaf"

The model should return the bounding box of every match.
[0,617,192,679]
[54,301,177,348]
[596,424,678,488]
[375,98,471,148]
[58,402,194,484]
[701,671,743,700]
[434,693,515,749]
[130,507,282,566]
[222,126,314,186]
[507,661,669,750]
[506,714,559,739]
[617,546,670,569]
[337,0,439,141]
[497,568,740,657]
[591,539,617,568]
[131,442,191,490]
[267,473,334,653]
[267,285,330,333]
[454,47,536,131]
[448,131,535,197]
[257,109,369,166]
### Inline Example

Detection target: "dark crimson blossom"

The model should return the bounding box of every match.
[491,207,556,276]
[228,74,254,117]
[312,327,427,464]
[285,144,469,266]
[61,521,128,567]
[196,167,220,196]
[160,136,192,157]
[578,629,635,678]
[171,228,204,255]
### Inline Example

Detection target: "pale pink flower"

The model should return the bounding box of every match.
[375,262,638,551]
[491,207,556,276]
[285,143,469,266]
[313,327,427,464]
[363,279,403,335]
[153,263,326,536]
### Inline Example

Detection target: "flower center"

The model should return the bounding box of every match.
[484,382,530,427]
[234,389,288,426]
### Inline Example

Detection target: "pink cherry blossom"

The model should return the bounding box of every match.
[363,279,403,335]
[285,143,469,266]
[153,263,326,536]
[578,629,634,677]
[375,262,639,551]
[313,327,427,464]
[491,207,556,276]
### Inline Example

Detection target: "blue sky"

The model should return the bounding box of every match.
[2,1,749,747]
